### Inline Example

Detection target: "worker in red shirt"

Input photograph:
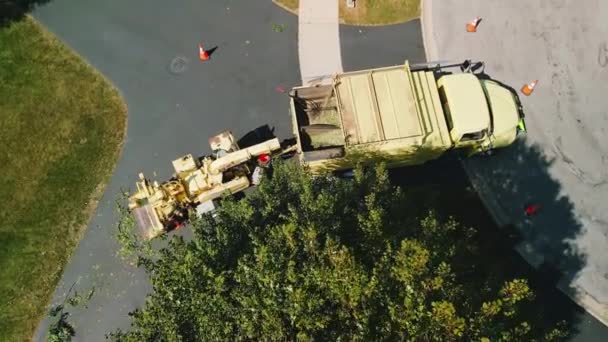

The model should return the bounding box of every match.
[252,153,272,186]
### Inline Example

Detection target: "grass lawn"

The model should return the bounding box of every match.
[0,17,127,341]
[274,0,420,25]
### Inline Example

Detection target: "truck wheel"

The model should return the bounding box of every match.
[280,150,296,160]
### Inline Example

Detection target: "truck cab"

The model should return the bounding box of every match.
[437,73,522,155]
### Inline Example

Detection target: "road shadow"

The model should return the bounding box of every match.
[475,140,584,282]
[0,0,50,26]
[386,137,592,338]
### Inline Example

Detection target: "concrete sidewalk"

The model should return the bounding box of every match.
[421,0,608,327]
[298,0,343,85]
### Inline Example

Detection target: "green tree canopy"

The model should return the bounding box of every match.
[111,163,565,341]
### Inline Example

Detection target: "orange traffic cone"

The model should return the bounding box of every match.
[521,80,538,96]
[466,16,482,32]
[198,43,210,61]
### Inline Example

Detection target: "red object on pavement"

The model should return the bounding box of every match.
[524,204,541,216]
[198,43,210,61]
[275,87,286,93]
[258,153,270,164]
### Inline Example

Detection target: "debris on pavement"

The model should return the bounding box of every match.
[272,23,285,32]
[523,203,542,216]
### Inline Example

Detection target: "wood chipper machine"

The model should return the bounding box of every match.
[127,131,284,239]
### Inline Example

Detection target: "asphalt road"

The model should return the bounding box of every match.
[343,13,608,340]
[31,0,607,339]
[422,0,608,340]
[340,20,426,71]
[33,0,299,339]
[31,1,428,337]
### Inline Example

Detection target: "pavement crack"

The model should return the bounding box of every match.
[553,138,608,187]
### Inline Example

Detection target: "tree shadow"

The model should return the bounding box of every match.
[0,0,51,27]
[386,136,595,338]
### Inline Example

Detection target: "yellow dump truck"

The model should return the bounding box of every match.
[128,60,525,239]
[289,61,525,173]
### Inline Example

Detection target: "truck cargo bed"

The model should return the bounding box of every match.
[290,61,452,172]
[334,63,450,148]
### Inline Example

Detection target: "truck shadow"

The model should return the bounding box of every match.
[237,125,277,148]
[0,0,50,26]
[386,138,597,339]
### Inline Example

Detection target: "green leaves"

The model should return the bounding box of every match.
[47,283,95,342]
[111,162,565,341]
[47,311,75,342]
[392,239,430,284]
[430,301,466,338]
[114,193,159,265]
[272,23,286,33]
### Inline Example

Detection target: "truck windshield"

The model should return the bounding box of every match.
[460,131,485,141]
[439,82,492,142]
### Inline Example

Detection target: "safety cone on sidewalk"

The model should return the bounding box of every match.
[198,43,210,61]
[466,17,482,32]
[521,80,538,96]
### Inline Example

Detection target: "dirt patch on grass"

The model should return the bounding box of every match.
[273,0,420,25]
[0,17,127,341]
